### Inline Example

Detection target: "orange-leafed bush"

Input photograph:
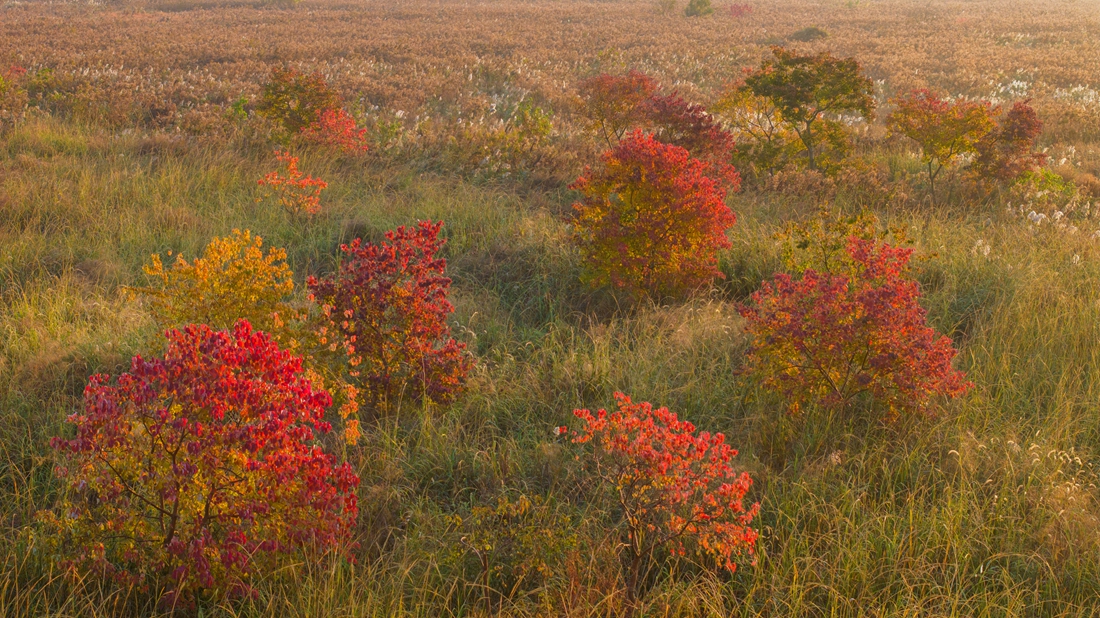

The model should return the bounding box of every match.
[259,150,327,216]
[307,221,472,414]
[45,321,359,607]
[571,393,758,606]
[740,238,972,419]
[257,66,342,134]
[571,130,738,298]
[138,229,294,333]
[299,107,370,154]
[888,89,996,203]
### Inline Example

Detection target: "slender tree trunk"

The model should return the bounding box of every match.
[928,160,937,206]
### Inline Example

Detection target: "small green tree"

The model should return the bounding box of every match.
[742,47,874,171]
[685,0,714,16]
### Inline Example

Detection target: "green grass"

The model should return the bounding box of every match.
[3,116,1100,617]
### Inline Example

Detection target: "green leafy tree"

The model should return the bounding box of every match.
[684,0,714,16]
[742,47,874,170]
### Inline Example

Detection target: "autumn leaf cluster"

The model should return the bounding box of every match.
[740,236,972,419]
[307,221,473,414]
[572,393,759,603]
[571,130,737,299]
[44,322,359,607]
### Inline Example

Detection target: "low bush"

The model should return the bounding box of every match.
[136,229,294,334]
[256,67,342,135]
[572,393,758,608]
[570,130,738,299]
[684,0,714,17]
[789,26,828,41]
[258,149,327,217]
[741,237,972,419]
[972,100,1046,186]
[43,321,359,608]
[299,107,370,154]
[307,221,473,415]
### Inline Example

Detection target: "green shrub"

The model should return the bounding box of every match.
[790,26,828,41]
[684,0,714,17]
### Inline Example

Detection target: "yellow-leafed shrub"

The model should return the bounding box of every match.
[137,229,294,334]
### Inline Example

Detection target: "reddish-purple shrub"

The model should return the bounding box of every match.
[740,238,972,419]
[644,92,736,173]
[45,321,359,607]
[307,221,472,414]
[972,100,1046,185]
[729,3,753,18]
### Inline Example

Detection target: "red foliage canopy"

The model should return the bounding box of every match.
[571,130,738,298]
[307,221,472,413]
[49,321,359,606]
[740,238,972,418]
[572,393,758,604]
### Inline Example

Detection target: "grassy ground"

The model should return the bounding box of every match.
[5,0,1100,614]
[2,114,1100,616]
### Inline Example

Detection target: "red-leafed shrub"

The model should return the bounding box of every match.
[299,107,370,154]
[578,70,660,146]
[572,393,758,607]
[972,100,1046,185]
[257,67,342,134]
[889,89,996,204]
[307,221,472,414]
[258,149,327,216]
[740,238,972,419]
[644,92,736,173]
[729,3,753,17]
[45,321,359,607]
[578,70,734,168]
[571,130,738,298]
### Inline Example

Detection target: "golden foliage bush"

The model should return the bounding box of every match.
[136,229,294,335]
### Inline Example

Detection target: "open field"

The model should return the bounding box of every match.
[4,0,1100,616]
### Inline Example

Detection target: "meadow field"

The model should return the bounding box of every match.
[4,0,1100,615]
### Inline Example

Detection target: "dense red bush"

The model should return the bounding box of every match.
[740,238,972,418]
[299,107,370,154]
[572,393,758,607]
[644,92,736,174]
[571,130,738,298]
[307,221,472,414]
[972,100,1046,185]
[46,321,359,607]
